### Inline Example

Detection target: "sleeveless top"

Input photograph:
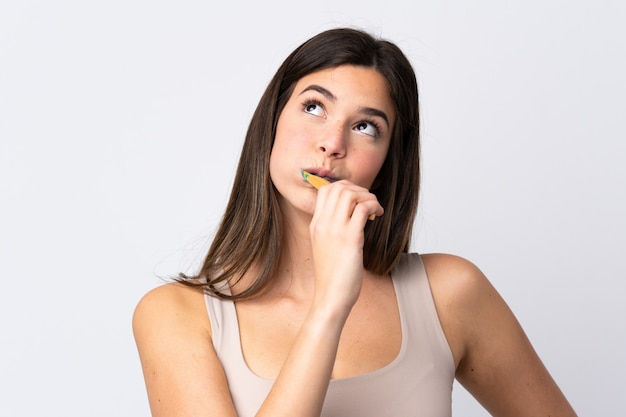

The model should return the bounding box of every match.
[204,253,455,416]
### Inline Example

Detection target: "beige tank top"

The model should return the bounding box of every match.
[204,253,455,416]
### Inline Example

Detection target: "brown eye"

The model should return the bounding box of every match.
[354,120,380,137]
[303,100,324,116]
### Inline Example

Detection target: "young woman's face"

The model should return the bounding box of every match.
[270,64,396,218]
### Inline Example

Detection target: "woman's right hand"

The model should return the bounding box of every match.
[307,180,384,315]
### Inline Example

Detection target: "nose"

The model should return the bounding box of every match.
[317,121,347,158]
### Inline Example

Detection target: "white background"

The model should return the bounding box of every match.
[1,1,624,415]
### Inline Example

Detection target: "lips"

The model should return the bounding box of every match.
[302,167,338,182]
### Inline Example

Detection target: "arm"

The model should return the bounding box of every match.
[132,283,238,417]
[423,254,577,417]
[256,181,384,416]
[133,283,353,417]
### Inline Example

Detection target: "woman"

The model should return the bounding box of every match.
[133,28,577,416]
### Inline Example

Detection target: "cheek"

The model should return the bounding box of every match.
[269,136,288,174]
[350,149,389,188]
[269,126,298,184]
[271,117,291,158]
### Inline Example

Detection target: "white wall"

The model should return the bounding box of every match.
[1,1,624,415]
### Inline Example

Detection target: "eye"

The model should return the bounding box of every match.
[302,100,324,117]
[354,120,381,138]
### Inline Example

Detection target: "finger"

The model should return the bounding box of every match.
[313,181,382,225]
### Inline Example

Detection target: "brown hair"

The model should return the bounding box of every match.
[180,27,420,299]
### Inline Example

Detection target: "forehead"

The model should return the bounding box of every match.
[293,65,395,121]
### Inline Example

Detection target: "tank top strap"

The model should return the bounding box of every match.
[204,292,273,415]
[392,253,455,364]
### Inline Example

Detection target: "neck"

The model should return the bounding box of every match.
[270,216,318,301]
[231,203,318,301]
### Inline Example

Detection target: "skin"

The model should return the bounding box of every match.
[133,65,577,416]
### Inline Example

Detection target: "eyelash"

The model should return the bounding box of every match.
[357,119,382,137]
[300,98,383,138]
[301,99,324,115]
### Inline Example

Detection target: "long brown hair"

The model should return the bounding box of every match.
[179,28,420,299]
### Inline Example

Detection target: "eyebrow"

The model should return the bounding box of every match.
[300,84,336,102]
[358,106,390,128]
[299,84,391,128]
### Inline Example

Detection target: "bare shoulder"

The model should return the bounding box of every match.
[132,282,211,339]
[132,283,237,416]
[420,253,577,416]
[419,253,492,362]
[420,253,493,321]
[420,253,487,295]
